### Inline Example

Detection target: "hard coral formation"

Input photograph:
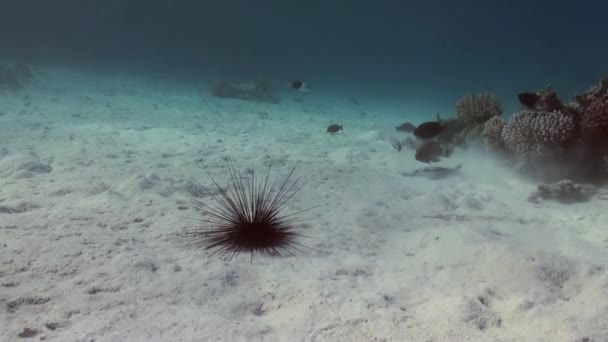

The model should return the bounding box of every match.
[462,78,608,183]
[575,79,608,108]
[577,80,608,143]
[482,116,506,150]
[457,93,503,125]
[501,111,576,156]
[580,99,608,141]
[456,92,503,140]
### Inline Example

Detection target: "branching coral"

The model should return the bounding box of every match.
[471,78,608,183]
[580,98,608,141]
[575,79,608,144]
[482,116,506,150]
[456,93,503,140]
[457,93,503,125]
[501,111,576,155]
[575,78,608,108]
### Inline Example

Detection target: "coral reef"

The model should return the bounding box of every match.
[482,116,506,150]
[211,79,280,104]
[457,92,503,125]
[575,78,608,108]
[501,111,576,155]
[400,79,608,183]
[456,93,503,140]
[577,80,608,144]
[460,78,608,183]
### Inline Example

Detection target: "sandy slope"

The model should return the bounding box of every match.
[1,66,608,342]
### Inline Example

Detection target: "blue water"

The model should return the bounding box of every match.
[2,1,606,115]
[2,2,608,341]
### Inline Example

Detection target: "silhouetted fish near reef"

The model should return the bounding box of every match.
[415,140,443,163]
[290,80,310,92]
[395,122,416,132]
[403,164,462,180]
[414,121,444,139]
[327,124,343,133]
[518,92,541,109]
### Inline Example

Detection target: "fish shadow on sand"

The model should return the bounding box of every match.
[402,164,463,180]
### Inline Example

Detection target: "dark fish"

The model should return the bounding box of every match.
[413,121,444,139]
[327,124,343,133]
[395,122,416,132]
[404,164,462,180]
[291,80,310,92]
[518,92,541,109]
[415,140,443,164]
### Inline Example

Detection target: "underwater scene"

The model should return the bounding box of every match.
[2,1,608,341]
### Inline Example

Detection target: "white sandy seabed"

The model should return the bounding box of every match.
[1,66,608,342]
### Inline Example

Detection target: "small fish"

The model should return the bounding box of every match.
[327,124,343,133]
[518,92,541,109]
[413,121,444,139]
[415,140,443,164]
[395,122,416,132]
[404,164,462,180]
[388,137,402,151]
[291,80,310,92]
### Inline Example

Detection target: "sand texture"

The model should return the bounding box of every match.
[1,67,608,342]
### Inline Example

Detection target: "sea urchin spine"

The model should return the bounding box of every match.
[186,160,311,259]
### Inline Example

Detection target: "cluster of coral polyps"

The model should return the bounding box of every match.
[456,92,503,141]
[500,110,577,155]
[501,80,608,153]
[482,116,506,150]
[578,81,608,143]
[478,78,608,182]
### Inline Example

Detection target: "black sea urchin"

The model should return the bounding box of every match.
[185,160,311,258]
